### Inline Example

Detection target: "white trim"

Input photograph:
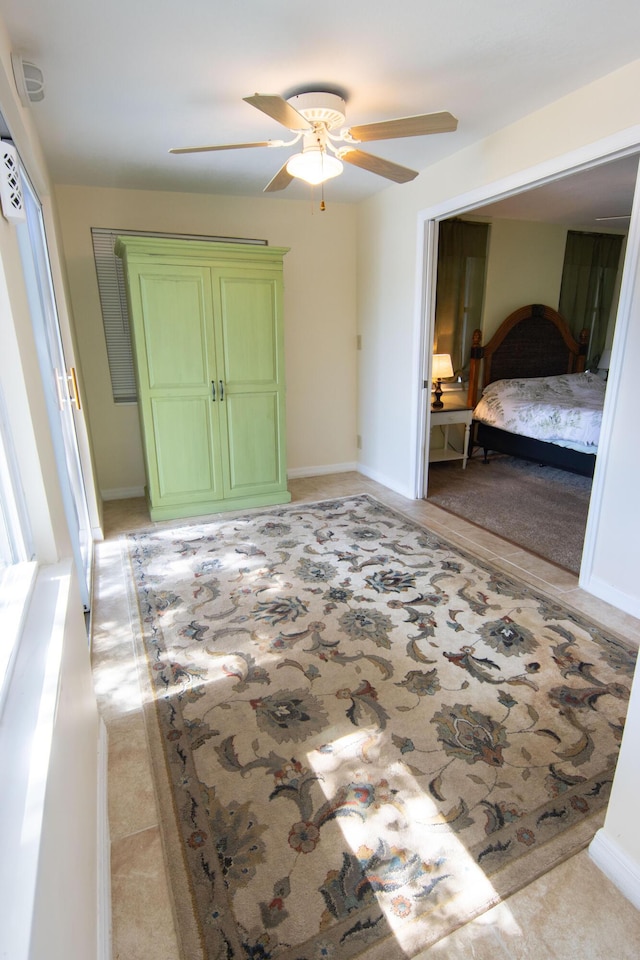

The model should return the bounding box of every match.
[357,461,415,500]
[589,828,640,909]
[413,218,438,499]
[97,718,112,960]
[101,485,146,501]
[0,560,37,709]
[579,158,640,597]
[579,575,640,621]
[287,462,358,479]
[0,562,71,960]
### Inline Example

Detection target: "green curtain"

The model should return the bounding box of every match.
[559,230,623,366]
[434,219,489,377]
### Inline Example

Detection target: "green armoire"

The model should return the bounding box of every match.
[115,236,291,520]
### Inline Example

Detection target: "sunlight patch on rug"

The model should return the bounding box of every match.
[126,495,636,960]
[304,731,501,955]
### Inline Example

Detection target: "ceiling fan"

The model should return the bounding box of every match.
[170,90,458,194]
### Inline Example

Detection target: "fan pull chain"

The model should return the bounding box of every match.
[320,149,327,211]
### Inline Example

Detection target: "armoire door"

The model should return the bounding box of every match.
[213,268,288,500]
[132,264,225,507]
[116,235,291,520]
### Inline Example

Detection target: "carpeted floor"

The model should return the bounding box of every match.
[427,454,592,573]
[125,494,634,960]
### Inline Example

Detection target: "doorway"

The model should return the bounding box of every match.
[415,146,640,584]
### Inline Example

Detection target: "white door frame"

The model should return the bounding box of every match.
[412,125,640,586]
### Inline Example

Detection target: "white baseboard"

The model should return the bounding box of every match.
[356,462,415,500]
[102,465,418,505]
[579,574,640,620]
[589,828,640,909]
[101,486,145,501]
[97,718,112,960]
[287,462,358,480]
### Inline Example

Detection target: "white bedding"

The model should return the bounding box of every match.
[473,371,605,450]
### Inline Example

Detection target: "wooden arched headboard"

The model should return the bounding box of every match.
[467,303,588,408]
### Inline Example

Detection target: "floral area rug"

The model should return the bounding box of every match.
[126,495,636,960]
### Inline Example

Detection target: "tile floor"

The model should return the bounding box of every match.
[91,472,640,960]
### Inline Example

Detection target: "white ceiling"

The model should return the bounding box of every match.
[471,154,638,228]
[1,0,640,213]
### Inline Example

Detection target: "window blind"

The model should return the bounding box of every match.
[91,228,136,402]
[91,229,268,404]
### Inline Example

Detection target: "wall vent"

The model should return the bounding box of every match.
[11,54,45,106]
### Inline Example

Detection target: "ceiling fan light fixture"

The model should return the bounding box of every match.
[285,150,343,186]
[172,88,458,194]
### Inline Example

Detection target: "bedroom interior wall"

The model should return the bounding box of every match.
[480,220,567,337]
[467,216,627,353]
[54,185,358,499]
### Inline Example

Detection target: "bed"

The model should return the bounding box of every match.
[466,303,603,477]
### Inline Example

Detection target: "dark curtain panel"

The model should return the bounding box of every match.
[559,230,624,366]
[434,219,489,377]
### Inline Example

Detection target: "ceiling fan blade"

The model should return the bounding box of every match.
[264,162,294,193]
[340,149,418,183]
[348,111,458,143]
[169,140,282,155]
[243,94,312,131]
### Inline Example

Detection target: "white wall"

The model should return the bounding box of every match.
[357,58,640,500]
[357,185,424,495]
[0,563,100,960]
[590,652,640,906]
[357,58,640,535]
[0,17,102,960]
[55,186,358,498]
[357,56,640,906]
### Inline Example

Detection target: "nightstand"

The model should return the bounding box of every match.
[429,400,473,469]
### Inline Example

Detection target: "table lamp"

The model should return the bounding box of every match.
[432,353,454,409]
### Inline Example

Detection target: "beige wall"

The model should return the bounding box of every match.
[55,186,358,498]
[481,219,567,337]
[480,218,626,343]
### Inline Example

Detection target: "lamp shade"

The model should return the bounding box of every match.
[598,348,612,370]
[432,353,454,380]
[286,150,343,186]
